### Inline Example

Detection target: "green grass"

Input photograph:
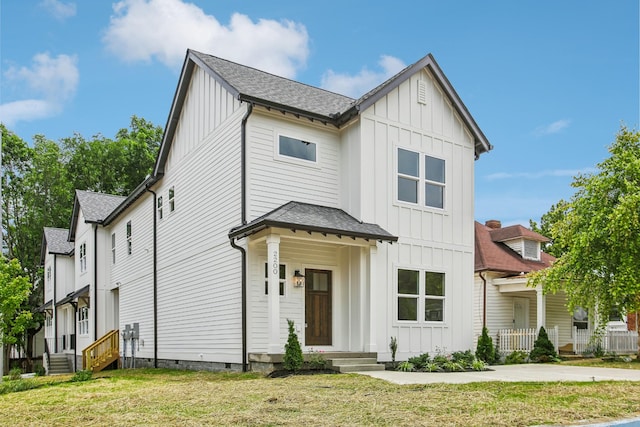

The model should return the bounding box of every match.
[1,369,640,426]
[561,355,640,370]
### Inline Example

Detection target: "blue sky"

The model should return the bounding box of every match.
[1,0,638,227]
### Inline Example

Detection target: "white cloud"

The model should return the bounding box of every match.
[40,0,77,21]
[321,55,406,98]
[533,119,571,136]
[0,53,79,126]
[485,167,597,181]
[103,0,309,78]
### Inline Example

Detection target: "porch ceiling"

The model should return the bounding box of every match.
[229,201,398,243]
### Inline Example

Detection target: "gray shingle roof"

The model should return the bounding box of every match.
[229,201,397,242]
[43,227,74,255]
[192,51,355,120]
[76,190,126,223]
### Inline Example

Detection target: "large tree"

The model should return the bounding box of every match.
[530,127,640,334]
[529,199,570,258]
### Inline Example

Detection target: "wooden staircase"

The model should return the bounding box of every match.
[83,330,119,372]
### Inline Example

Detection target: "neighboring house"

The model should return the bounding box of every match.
[473,220,636,355]
[43,49,493,372]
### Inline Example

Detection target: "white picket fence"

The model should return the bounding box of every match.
[573,327,638,354]
[497,326,559,354]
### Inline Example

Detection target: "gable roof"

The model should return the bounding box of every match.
[475,221,555,275]
[41,227,74,263]
[229,201,398,243]
[490,224,550,243]
[68,190,126,241]
[154,50,492,176]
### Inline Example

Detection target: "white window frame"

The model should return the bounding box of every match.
[396,147,446,210]
[263,261,286,296]
[169,186,175,212]
[523,239,540,261]
[78,306,89,336]
[79,243,87,273]
[396,267,446,323]
[111,233,116,264]
[157,195,163,220]
[276,134,318,165]
[126,221,132,255]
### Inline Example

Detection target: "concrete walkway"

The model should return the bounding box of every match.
[358,363,640,384]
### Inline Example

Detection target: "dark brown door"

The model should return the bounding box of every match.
[305,269,332,345]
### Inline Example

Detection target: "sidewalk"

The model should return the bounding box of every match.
[358,363,640,385]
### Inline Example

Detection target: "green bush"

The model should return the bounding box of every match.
[408,353,431,370]
[505,351,528,365]
[34,364,46,377]
[8,368,22,381]
[283,319,303,372]
[396,361,414,372]
[71,370,93,382]
[529,326,558,363]
[476,327,495,363]
[472,359,487,371]
[0,379,38,395]
[451,350,476,369]
[389,336,398,364]
[307,349,327,370]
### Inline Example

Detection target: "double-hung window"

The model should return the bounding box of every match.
[78,306,89,335]
[126,221,132,255]
[264,263,285,296]
[79,243,87,273]
[157,196,163,219]
[169,186,175,212]
[397,268,445,322]
[111,233,116,264]
[397,148,446,209]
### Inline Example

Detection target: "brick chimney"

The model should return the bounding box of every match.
[485,219,502,229]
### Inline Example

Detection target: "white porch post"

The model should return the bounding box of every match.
[365,246,378,352]
[266,234,281,353]
[536,286,546,331]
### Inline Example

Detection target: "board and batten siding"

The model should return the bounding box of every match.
[148,68,247,363]
[351,67,476,359]
[246,111,341,220]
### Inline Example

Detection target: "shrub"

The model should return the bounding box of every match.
[307,349,326,370]
[472,359,487,371]
[505,351,528,365]
[283,319,303,372]
[396,361,414,372]
[451,350,476,369]
[71,370,93,382]
[408,353,431,370]
[389,336,398,364]
[423,362,440,372]
[0,379,38,395]
[476,327,495,363]
[34,364,46,377]
[8,368,22,381]
[529,326,558,363]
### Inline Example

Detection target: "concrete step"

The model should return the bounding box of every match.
[333,364,385,373]
[329,358,377,366]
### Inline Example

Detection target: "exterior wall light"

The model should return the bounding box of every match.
[293,270,305,288]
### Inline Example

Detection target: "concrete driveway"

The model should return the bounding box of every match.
[359,363,640,384]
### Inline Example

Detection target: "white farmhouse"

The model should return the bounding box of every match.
[42,50,492,372]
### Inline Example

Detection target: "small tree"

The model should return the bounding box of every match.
[476,327,495,363]
[389,336,398,367]
[529,326,557,363]
[283,319,303,372]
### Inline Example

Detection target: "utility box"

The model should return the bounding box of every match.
[132,323,139,339]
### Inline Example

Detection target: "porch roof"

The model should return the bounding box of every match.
[229,201,398,243]
[35,299,53,313]
[56,284,90,307]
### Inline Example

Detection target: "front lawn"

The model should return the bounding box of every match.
[1,369,640,426]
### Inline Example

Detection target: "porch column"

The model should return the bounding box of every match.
[536,286,546,331]
[365,245,378,352]
[266,234,281,353]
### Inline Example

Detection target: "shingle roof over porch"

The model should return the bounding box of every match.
[229,201,398,243]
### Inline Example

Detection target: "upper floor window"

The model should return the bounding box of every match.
[78,306,89,336]
[523,239,540,260]
[397,148,446,209]
[264,263,285,296]
[279,135,317,162]
[126,221,132,255]
[157,196,163,219]
[79,243,87,273]
[111,233,116,264]
[397,268,445,322]
[169,186,175,212]
[47,266,52,282]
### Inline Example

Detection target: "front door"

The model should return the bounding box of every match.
[305,269,332,346]
[513,297,529,329]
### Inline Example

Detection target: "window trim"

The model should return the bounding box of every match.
[395,266,446,324]
[79,242,87,273]
[263,261,286,297]
[78,306,89,336]
[111,233,116,264]
[395,146,447,210]
[126,221,132,255]
[157,195,163,220]
[168,186,175,212]
[275,133,319,166]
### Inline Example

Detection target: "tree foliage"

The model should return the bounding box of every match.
[283,319,303,372]
[529,199,570,258]
[529,127,640,326]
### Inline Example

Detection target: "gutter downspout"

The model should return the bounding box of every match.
[479,271,487,328]
[229,103,252,372]
[53,254,58,353]
[93,225,98,342]
[146,186,159,368]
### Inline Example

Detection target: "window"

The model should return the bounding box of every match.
[397,148,446,209]
[79,243,87,273]
[278,135,316,162]
[523,239,539,260]
[111,233,116,264]
[573,307,588,330]
[397,268,445,322]
[46,266,52,282]
[78,306,89,336]
[126,221,132,255]
[264,263,285,296]
[169,186,175,212]
[157,196,163,219]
